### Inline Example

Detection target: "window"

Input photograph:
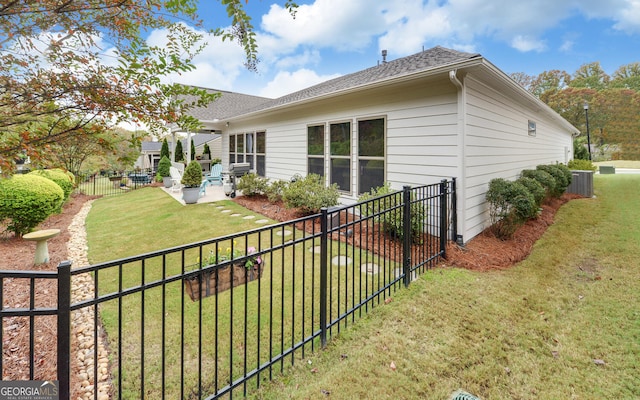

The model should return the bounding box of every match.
[307,125,325,177]
[528,120,536,136]
[330,121,351,192]
[256,131,266,176]
[229,131,266,176]
[358,118,385,194]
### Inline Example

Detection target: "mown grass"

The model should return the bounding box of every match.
[248,174,640,399]
[85,187,400,398]
[593,160,640,169]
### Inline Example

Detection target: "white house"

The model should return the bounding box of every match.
[188,46,579,243]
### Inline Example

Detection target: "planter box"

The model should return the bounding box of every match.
[184,262,263,301]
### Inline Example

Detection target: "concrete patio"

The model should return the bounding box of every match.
[160,183,237,205]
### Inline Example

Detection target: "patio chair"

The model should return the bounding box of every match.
[199,163,223,197]
[169,166,182,193]
[206,163,224,186]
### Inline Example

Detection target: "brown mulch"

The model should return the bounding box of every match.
[233,193,583,271]
[0,190,579,383]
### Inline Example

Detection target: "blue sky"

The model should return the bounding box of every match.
[155,0,640,98]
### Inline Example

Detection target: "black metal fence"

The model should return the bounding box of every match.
[75,169,155,197]
[0,180,456,399]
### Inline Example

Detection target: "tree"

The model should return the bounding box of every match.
[569,62,610,90]
[611,63,640,90]
[0,1,298,173]
[175,141,184,163]
[191,139,196,161]
[161,138,170,160]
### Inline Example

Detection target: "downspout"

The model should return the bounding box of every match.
[449,70,466,245]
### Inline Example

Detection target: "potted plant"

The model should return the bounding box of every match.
[184,244,264,301]
[202,143,211,160]
[181,160,202,204]
[157,156,172,188]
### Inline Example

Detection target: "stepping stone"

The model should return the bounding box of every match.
[216,206,225,209]
[230,213,241,217]
[243,215,255,220]
[276,230,292,237]
[221,209,231,213]
[309,246,321,254]
[331,256,352,266]
[255,219,269,224]
[361,263,379,275]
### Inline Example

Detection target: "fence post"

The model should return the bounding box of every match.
[451,178,458,243]
[402,186,411,287]
[439,180,448,259]
[319,207,328,348]
[57,260,72,400]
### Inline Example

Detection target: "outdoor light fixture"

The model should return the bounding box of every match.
[583,102,592,161]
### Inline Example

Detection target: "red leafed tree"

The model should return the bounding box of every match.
[0,1,297,173]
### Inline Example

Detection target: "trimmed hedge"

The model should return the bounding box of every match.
[516,176,545,207]
[29,168,74,201]
[157,156,171,178]
[237,173,268,197]
[536,164,570,197]
[521,169,556,198]
[0,174,64,235]
[486,178,536,239]
[567,159,597,171]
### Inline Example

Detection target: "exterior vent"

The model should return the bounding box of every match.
[450,390,480,400]
[566,170,594,198]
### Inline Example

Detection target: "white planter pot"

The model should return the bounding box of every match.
[182,187,200,204]
[163,176,172,188]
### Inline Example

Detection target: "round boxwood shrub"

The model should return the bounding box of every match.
[517,176,546,207]
[486,178,536,239]
[536,164,569,197]
[0,174,64,235]
[521,169,555,199]
[29,168,74,201]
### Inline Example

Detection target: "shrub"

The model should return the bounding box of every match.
[486,178,536,239]
[282,174,339,214]
[554,163,573,187]
[265,179,288,203]
[181,160,203,188]
[536,164,569,197]
[29,168,74,201]
[358,183,426,244]
[567,159,597,171]
[237,173,268,197]
[157,156,171,178]
[516,176,546,207]
[0,174,64,235]
[521,169,555,199]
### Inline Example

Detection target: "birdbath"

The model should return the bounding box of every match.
[22,229,61,265]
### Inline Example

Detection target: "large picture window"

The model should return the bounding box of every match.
[358,118,385,194]
[230,131,266,177]
[307,125,325,177]
[330,121,351,192]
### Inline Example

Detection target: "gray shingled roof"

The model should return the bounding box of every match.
[182,46,480,121]
[181,88,271,121]
[229,46,480,118]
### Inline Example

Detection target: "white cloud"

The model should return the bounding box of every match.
[511,35,546,52]
[260,0,388,51]
[259,69,341,98]
[612,0,640,33]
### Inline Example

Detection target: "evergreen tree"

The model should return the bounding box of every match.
[191,139,196,160]
[175,141,184,162]
[161,138,170,160]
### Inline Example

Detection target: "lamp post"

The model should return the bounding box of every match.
[583,102,592,161]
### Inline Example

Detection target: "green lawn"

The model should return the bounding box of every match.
[85,187,398,398]
[593,160,640,169]
[249,174,640,399]
[84,177,640,399]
